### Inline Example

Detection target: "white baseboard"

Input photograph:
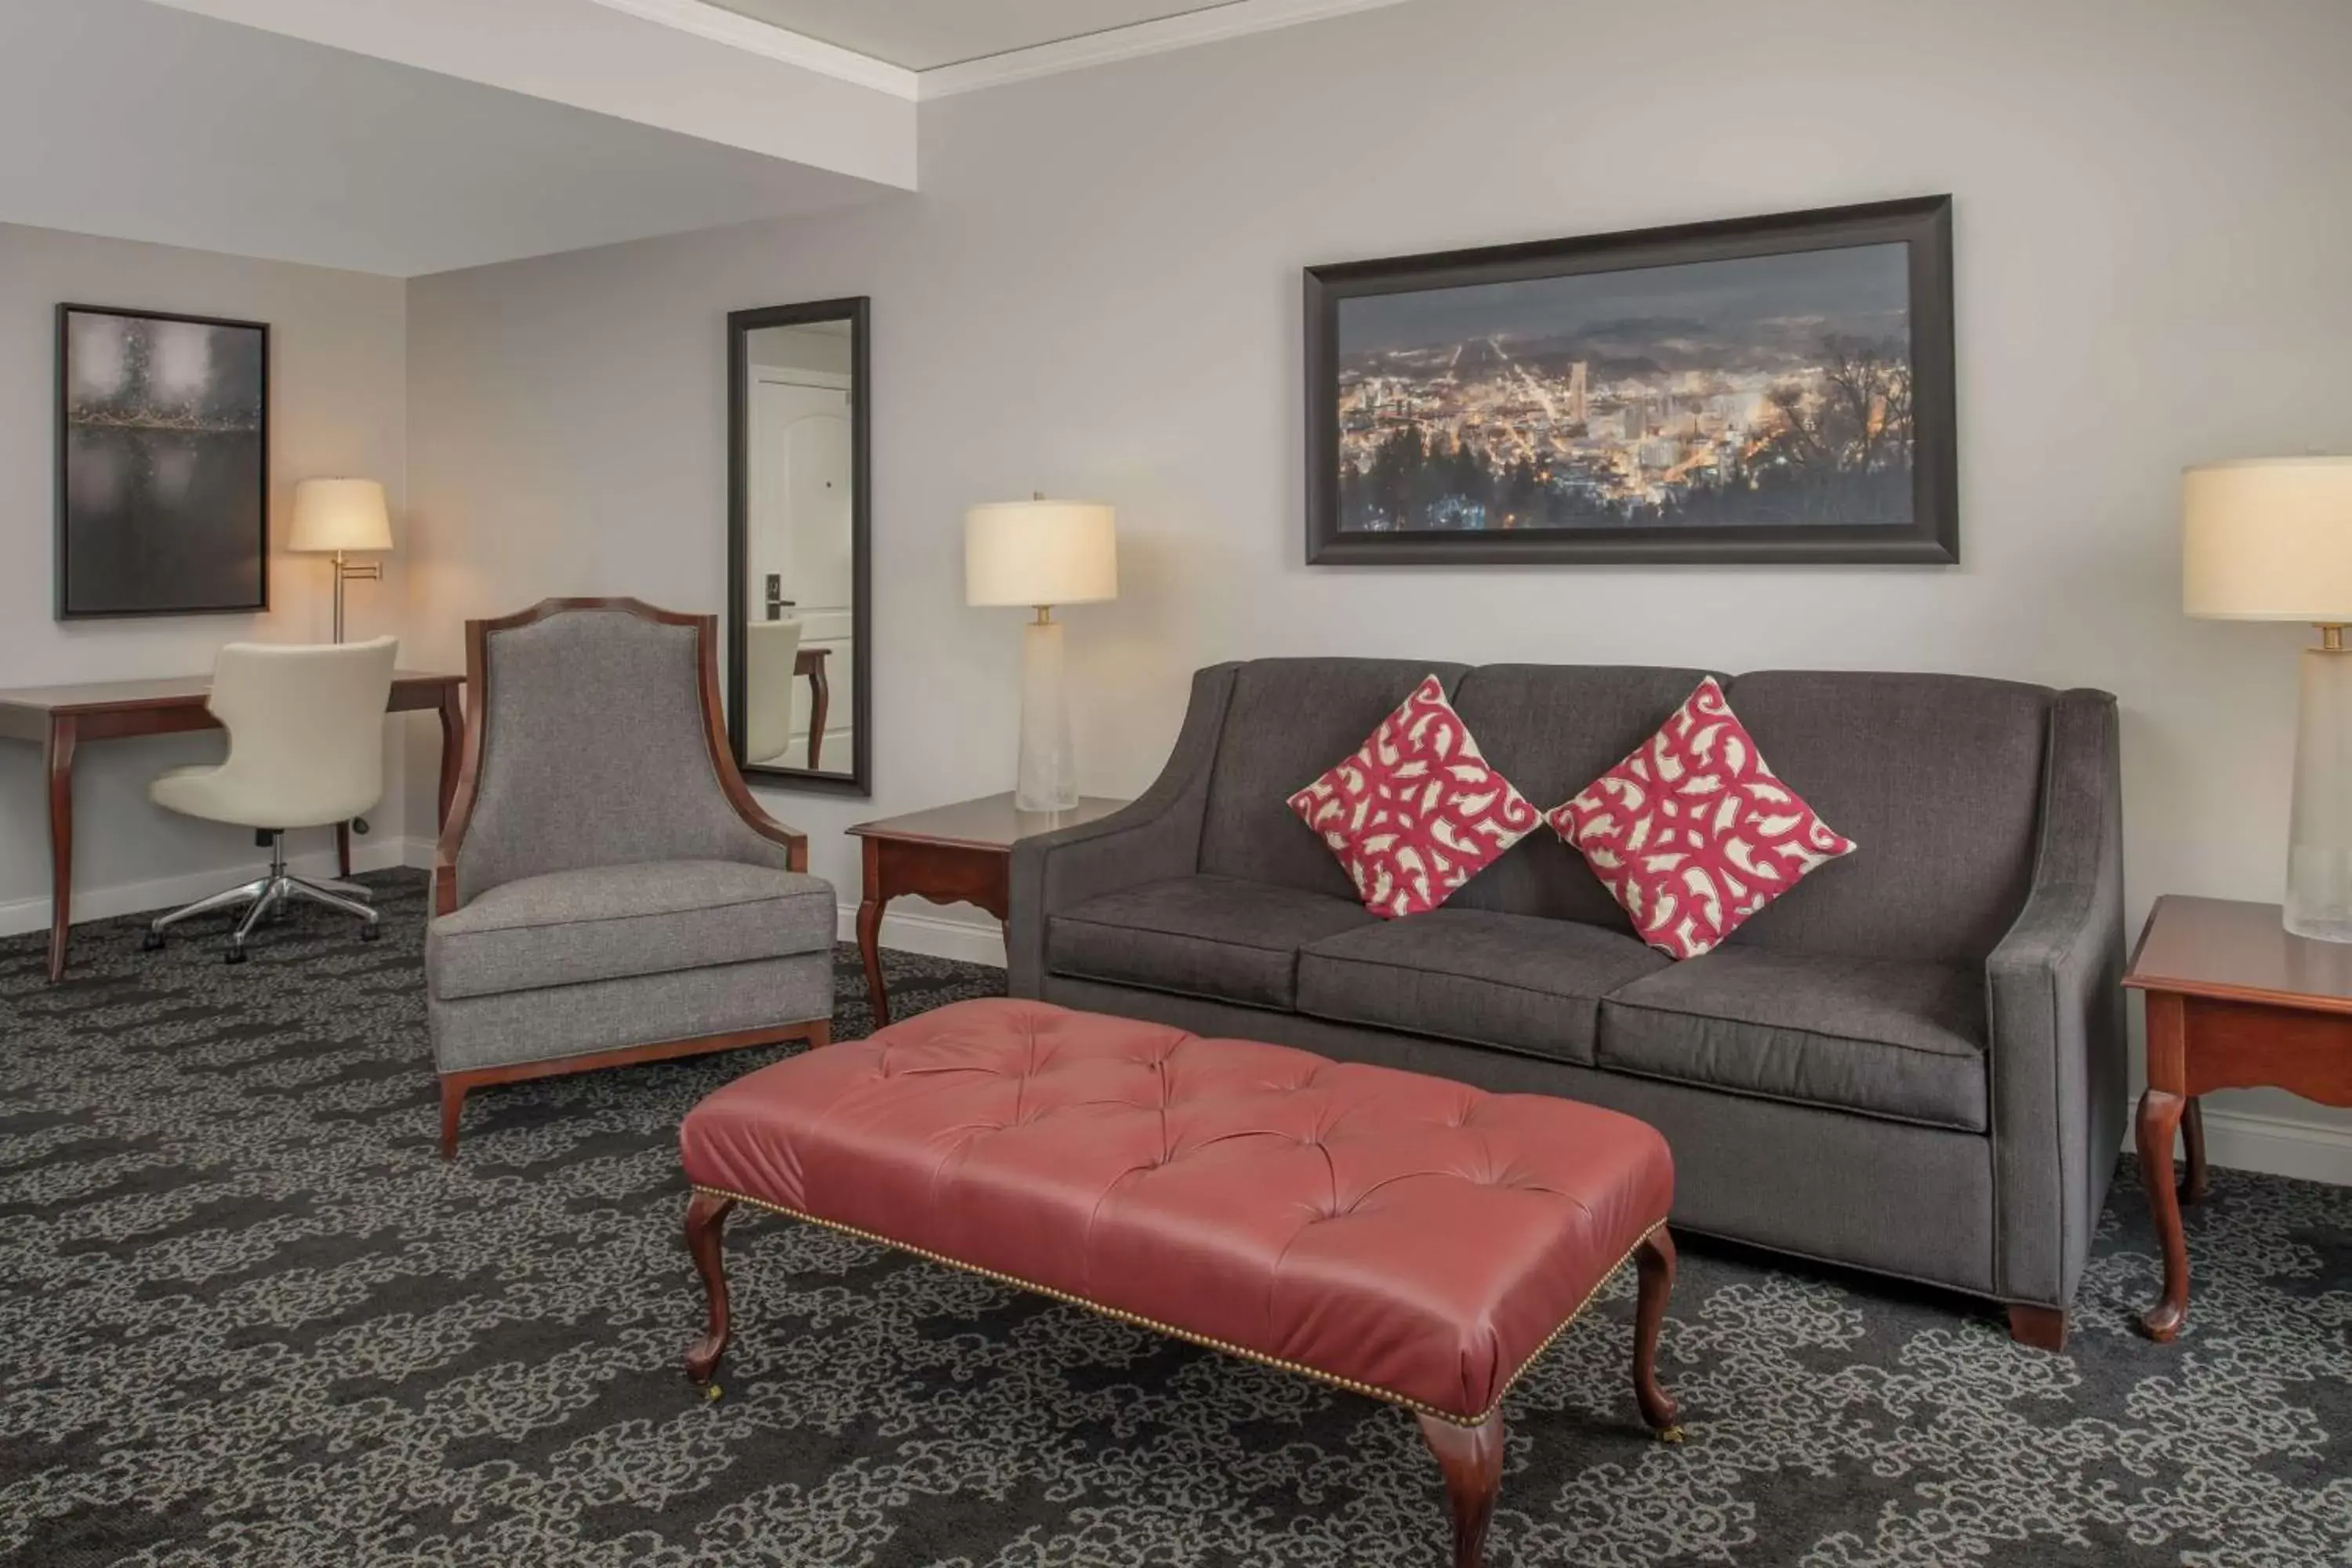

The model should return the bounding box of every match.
[2192,1105,2352,1188]
[837,902,1007,968]
[0,835,438,938]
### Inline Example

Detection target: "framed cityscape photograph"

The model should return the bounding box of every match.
[1304,196,1956,566]
[56,303,270,619]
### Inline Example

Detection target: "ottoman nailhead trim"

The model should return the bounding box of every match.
[689,1182,1662,1429]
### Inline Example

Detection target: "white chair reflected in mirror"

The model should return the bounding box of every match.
[743,618,804,768]
[145,637,400,963]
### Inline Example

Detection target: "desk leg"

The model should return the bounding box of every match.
[336,823,354,879]
[806,665,829,773]
[857,837,890,1029]
[436,684,463,825]
[44,715,77,983]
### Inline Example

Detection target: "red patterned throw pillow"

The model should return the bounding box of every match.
[1549,678,1856,960]
[1288,676,1541,919]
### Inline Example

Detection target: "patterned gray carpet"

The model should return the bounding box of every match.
[2,870,2348,1567]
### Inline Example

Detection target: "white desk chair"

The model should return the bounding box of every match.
[145,637,399,963]
[744,618,803,767]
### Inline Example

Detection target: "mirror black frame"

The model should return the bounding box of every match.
[725,296,873,797]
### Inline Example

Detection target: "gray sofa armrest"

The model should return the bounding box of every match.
[1984,688,2127,1310]
[1007,663,1238,996]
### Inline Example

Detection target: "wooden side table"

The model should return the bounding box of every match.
[2122,895,2352,1341]
[848,793,1130,1028]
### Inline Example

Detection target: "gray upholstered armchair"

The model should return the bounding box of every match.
[426,597,836,1157]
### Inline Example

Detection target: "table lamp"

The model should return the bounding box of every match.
[289,477,393,644]
[965,497,1118,812]
[2184,456,2352,939]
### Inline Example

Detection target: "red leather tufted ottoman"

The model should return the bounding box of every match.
[678,997,1681,1567]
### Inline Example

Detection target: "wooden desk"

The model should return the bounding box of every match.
[847,792,1128,1026]
[2122,894,2352,1341]
[0,670,464,982]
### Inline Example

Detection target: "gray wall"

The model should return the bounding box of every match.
[405,0,2352,1160]
[0,223,411,927]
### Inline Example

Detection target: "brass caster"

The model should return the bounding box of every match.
[702,1382,723,1403]
[1655,1425,1686,1446]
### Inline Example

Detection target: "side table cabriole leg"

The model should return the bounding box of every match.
[2136,1087,2190,1341]
[2179,1097,2209,1205]
[856,837,891,1028]
[683,1191,735,1394]
[2138,989,2192,1342]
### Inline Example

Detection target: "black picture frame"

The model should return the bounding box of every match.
[56,303,271,619]
[725,296,873,798]
[1304,196,1957,566]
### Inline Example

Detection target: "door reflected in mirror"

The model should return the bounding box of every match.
[727,299,869,794]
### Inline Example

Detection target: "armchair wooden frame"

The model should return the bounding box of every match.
[431,597,828,1158]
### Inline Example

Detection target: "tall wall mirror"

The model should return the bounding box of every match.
[726,297,871,795]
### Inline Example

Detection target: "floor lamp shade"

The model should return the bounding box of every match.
[2183,457,2352,939]
[289,478,394,555]
[964,500,1118,813]
[290,478,393,644]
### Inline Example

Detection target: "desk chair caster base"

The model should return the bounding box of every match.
[143,833,379,965]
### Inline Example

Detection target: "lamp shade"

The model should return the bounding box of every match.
[965,500,1117,608]
[289,477,393,554]
[2183,457,2352,621]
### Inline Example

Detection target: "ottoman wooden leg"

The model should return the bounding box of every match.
[1416,1411,1504,1568]
[683,1191,735,1392]
[1634,1227,1684,1442]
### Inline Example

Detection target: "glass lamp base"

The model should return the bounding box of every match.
[1014,616,1078,814]
[2285,848,2352,942]
[2286,644,2352,943]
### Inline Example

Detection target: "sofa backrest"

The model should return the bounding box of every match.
[1198,659,1467,898]
[1200,657,2057,967]
[1444,664,1720,932]
[1711,670,2050,964]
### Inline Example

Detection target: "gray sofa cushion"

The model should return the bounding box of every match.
[1443,664,1719,928]
[1196,659,1468,899]
[1597,946,1988,1131]
[1047,874,1377,1011]
[428,859,836,1002]
[1715,671,2050,964]
[1296,909,1670,1065]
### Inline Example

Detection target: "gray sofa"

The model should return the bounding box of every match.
[1008,659,2126,1347]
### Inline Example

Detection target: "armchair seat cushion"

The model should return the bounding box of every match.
[1596,947,1988,1131]
[1047,875,1377,1011]
[429,859,836,1002]
[1296,909,1670,1065]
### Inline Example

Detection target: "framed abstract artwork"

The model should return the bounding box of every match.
[56,303,270,619]
[1304,196,1957,566]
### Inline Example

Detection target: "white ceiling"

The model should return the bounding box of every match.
[0,0,898,277]
[698,0,1239,70]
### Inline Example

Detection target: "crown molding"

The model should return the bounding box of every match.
[589,0,1413,103]
[917,0,1413,98]
[579,0,920,98]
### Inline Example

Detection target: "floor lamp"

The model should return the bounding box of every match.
[290,478,393,643]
